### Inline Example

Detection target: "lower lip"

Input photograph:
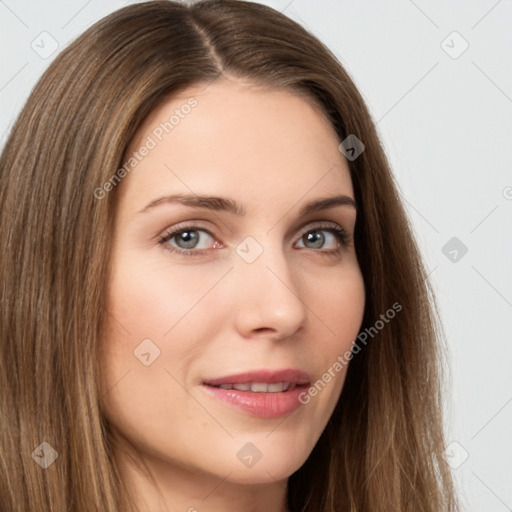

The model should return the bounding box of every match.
[202,384,308,418]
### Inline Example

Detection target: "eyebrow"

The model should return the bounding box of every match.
[138,193,357,216]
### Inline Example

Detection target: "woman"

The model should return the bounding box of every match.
[0,1,460,511]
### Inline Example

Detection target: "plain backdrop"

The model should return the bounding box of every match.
[1,1,511,510]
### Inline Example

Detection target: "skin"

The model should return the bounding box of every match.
[100,77,366,512]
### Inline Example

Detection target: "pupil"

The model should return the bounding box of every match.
[177,230,199,249]
[306,231,324,249]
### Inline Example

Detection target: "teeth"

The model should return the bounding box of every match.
[267,383,285,392]
[232,383,251,391]
[251,382,269,392]
[215,382,291,393]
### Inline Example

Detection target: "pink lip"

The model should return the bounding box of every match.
[201,368,310,418]
[202,368,310,386]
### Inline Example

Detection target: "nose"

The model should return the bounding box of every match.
[231,241,308,341]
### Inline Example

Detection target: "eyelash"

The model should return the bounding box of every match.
[157,222,352,258]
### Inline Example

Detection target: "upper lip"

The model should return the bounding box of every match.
[202,368,310,387]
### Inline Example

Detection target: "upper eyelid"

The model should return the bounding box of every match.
[159,221,215,239]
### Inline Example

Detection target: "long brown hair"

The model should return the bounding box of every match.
[0,1,459,510]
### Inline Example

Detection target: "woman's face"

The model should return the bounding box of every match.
[101,78,365,488]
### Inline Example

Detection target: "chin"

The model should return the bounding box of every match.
[211,436,314,485]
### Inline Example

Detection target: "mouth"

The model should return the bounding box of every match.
[201,368,311,418]
[207,382,300,392]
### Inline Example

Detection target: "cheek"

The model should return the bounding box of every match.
[308,266,366,351]
[106,255,228,339]
[99,260,214,440]
[294,265,365,407]
[100,255,232,403]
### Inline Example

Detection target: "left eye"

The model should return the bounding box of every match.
[296,229,340,250]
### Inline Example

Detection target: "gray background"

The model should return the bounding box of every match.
[1,1,511,510]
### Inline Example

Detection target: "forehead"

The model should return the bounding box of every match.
[119,78,353,214]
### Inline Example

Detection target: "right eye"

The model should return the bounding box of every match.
[158,225,222,255]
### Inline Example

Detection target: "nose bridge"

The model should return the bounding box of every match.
[232,234,307,337]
